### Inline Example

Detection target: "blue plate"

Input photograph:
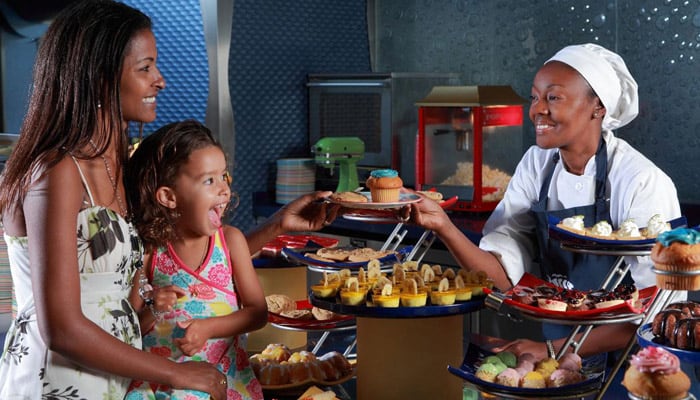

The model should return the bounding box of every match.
[281,245,411,270]
[548,215,687,249]
[309,293,484,319]
[636,323,700,364]
[447,342,606,396]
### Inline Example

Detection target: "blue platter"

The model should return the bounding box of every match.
[636,323,700,364]
[309,293,484,319]
[447,342,606,397]
[281,245,411,271]
[548,215,687,249]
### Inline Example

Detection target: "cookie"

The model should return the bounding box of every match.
[417,190,444,202]
[311,306,335,320]
[280,309,313,320]
[265,294,296,314]
[329,191,369,203]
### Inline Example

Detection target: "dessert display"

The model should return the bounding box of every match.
[365,169,403,202]
[311,260,492,311]
[622,346,691,400]
[474,350,585,389]
[250,344,354,387]
[304,246,397,263]
[651,227,700,290]
[510,280,641,312]
[650,301,700,350]
[265,294,352,329]
[555,214,671,241]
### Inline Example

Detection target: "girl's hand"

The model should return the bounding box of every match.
[277,191,340,232]
[175,319,210,356]
[151,285,187,315]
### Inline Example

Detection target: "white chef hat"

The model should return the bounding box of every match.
[546,43,639,130]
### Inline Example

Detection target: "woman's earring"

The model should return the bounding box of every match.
[593,112,599,118]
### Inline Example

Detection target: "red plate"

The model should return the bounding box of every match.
[267,299,355,329]
[485,273,658,318]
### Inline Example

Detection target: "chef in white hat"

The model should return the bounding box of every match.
[407,43,682,359]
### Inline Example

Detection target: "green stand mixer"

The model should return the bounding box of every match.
[312,137,365,192]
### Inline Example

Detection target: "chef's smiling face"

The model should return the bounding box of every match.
[120,28,165,126]
[529,61,602,151]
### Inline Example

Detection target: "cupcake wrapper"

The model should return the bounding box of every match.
[369,188,400,203]
[655,273,700,291]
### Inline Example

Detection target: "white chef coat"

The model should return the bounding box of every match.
[479,130,681,290]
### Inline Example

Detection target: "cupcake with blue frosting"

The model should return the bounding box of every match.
[366,169,403,203]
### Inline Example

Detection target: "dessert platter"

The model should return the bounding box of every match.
[447,342,605,398]
[250,344,356,396]
[310,292,483,318]
[341,195,458,222]
[635,300,700,364]
[485,273,658,324]
[636,323,700,364]
[548,215,686,252]
[281,245,411,271]
[308,262,492,318]
[328,190,421,210]
[267,299,355,330]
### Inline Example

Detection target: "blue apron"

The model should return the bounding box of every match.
[531,137,632,339]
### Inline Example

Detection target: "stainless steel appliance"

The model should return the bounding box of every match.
[307,72,459,188]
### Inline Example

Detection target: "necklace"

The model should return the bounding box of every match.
[90,140,127,217]
[194,240,209,271]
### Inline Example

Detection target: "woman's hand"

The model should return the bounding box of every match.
[405,193,451,233]
[171,361,227,399]
[492,338,549,360]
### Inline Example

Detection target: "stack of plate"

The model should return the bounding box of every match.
[276,158,315,204]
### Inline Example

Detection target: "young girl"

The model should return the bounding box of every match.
[125,120,267,399]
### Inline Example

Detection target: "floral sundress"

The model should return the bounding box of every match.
[0,158,145,399]
[125,227,263,400]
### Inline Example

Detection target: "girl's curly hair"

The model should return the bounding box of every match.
[125,119,226,248]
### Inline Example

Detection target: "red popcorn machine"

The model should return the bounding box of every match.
[415,86,527,212]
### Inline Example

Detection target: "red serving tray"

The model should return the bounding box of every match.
[485,273,658,318]
[267,299,355,330]
[261,234,340,257]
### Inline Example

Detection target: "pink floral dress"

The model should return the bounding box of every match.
[126,227,263,400]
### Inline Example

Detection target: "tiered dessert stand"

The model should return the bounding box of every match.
[284,194,486,399]
[469,219,687,399]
